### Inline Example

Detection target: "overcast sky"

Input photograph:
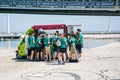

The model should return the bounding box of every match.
[0,13,120,33]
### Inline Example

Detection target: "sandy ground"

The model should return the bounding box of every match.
[0,42,120,80]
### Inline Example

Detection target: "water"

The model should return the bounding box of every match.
[0,39,21,48]
[0,39,119,48]
[84,39,119,48]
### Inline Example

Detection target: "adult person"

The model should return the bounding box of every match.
[41,35,45,60]
[58,34,67,65]
[36,34,42,60]
[28,32,35,60]
[44,33,51,62]
[76,29,83,59]
[52,33,58,61]
[67,31,75,60]
[69,34,77,60]
[25,33,31,60]
[55,31,61,53]
[56,34,61,59]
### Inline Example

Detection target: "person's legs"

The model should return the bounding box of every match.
[71,53,74,59]
[26,48,29,60]
[70,46,74,59]
[54,44,58,61]
[30,50,34,60]
[77,50,80,59]
[63,53,66,63]
[61,48,66,64]
[69,46,71,60]
[37,52,40,60]
[40,52,43,60]
[76,44,80,58]
[45,47,51,61]
[79,52,81,58]
[36,48,40,60]
[45,47,48,60]
[48,47,51,61]
[78,51,82,59]
[39,47,43,60]
[27,49,31,60]
[46,53,48,60]
[69,53,72,60]
[58,53,62,64]
[53,51,57,61]
[48,53,51,62]
[42,47,45,60]
[73,53,76,59]
[78,44,82,59]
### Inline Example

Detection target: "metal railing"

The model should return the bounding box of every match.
[0,0,119,9]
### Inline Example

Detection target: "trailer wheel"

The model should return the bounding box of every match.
[16,51,22,59]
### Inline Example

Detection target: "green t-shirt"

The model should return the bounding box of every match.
[60,37,67,48]
[52,35,58,44]
[69,37,76,45]
[36,37,41,47]
[75,39,78,45]
[78,33,83,44]
[29,36,35,47]
[44,37,50,47]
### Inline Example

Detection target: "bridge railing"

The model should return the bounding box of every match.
[0,0,119,9]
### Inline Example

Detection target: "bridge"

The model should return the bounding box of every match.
[0,0,120,16]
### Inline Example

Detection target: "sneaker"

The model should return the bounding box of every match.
[30,59,35,61]
[45,59,47,62]
[49,60,52,63]
[62,62,65,65]
[58,61,61,64]
[53,60,56,63]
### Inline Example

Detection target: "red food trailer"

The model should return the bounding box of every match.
[32,24,68,35]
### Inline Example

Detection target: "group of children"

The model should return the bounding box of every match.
[26,29,83,65]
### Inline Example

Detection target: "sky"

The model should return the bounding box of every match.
[0,13,120,33]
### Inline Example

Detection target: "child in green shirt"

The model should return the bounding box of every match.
[44,33,51,62]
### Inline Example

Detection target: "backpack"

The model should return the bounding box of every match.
[56,38,61,46]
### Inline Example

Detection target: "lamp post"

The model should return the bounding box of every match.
[7,14,10,34]
[108,16,111,33]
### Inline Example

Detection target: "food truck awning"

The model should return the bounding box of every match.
[32,24,66,30]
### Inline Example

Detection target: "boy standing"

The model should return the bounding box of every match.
[29,32,35,60]
[26,33,31,60]
[52,33,58,61]
[76,29,83,59]
[58,34,67,65]
[36,34,43,60]
[69,34,76,59]
[44,33,51,62]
